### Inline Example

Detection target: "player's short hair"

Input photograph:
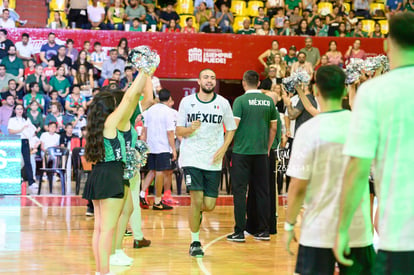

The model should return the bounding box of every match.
[159,89,171,102]
[389,12,414,49]
[198,68,215,79]
[242,70,260,87]
[315,65,346,100]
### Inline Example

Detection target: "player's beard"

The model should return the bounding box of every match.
[201,85,215,94]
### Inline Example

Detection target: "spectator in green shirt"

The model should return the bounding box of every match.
[285,0,302,15]
[2,45,24,79]
[237,18,255,34]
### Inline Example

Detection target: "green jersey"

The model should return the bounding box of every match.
[271,109,282,149]
[233,90,277,155]
[103,130,126,162]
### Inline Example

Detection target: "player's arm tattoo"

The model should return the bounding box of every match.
[287,104,301,120]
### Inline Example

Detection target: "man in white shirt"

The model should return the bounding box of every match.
[86,0,106,30]
[291,52,314,79]
[0,9,15,28]
[334,13,414,274]
[15,33,35,67]
[140,89,176,211]
[285,65,374,275]
[40,121,60,152]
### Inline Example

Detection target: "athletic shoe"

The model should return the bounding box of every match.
[28,183,38,194]
[115,249,133,262]
[162,197,180,205]
[124,230,132,236]
[153,201,173,210]
[85,207,94,217]
[133,238,151,248]
[140,196,149,209]
[189,241,204,258]
[227,232,245,242]
[109,253,132,266]
[253,232,270,241]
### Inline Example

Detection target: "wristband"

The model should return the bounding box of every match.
[284,221,295,231]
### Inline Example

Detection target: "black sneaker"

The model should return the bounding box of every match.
[253,232,270,241]
[189,241,204,257]
[124,230,133,236]
[226,232,245,242]
[85,207,94,217]
[140,197,150,209]
[153,201,173,210]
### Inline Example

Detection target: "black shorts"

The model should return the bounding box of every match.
[373,250,414,275]
[295,244,375,275]
[147,153,175,171]
[183,167,221,198]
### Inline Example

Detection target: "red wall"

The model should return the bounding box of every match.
[8,28,385,80]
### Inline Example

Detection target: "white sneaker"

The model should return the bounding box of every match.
[28,183,38,194]
[109,254,132,266]
[115,249,133,263]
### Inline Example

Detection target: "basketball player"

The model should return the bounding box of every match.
[334,13,414,274]
[285,65,375,275]
[176,69,237,257]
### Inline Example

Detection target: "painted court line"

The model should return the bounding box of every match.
[27,196,43,208]
[197,233,229,275]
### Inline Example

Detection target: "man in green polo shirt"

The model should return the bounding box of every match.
[227,70,277,242]
[1,45,24,79]
[300,37,321,68]
[237,18,255,34]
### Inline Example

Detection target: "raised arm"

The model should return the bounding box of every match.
[295,85,319,116]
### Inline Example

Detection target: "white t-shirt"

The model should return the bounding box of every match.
[177,93,237,171]
[344,66,414,251]
[287,110,372,248]
[7,116,35,139]
[15,41,35,59]
[40,132,60,149]
[0,18,15,28]
[87,5,105,23]
[143,103,175,154]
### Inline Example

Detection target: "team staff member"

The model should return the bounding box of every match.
[285,65,374,275]
[334,13,414,274]
[227,70,277,242]
[176,68,236,258]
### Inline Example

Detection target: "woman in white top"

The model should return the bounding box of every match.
[8,103,37,190]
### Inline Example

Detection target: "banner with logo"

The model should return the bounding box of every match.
[8,29,385,80]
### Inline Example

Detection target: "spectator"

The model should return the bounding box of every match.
[82,40,91,61]
[44,102,64,132]
[215,0,232,11]
[259,65,278,91]
[182,17,198,33]
[272,53,286,83]
[23,82,45,112]
[51,46,72,75]
[266,0,285,19]
[47,11,66,29]
[100,49,125,86]
[43,59,57,81]
[164,19,180,32]
[354,0,371,18]
[39,32,60,66]
[24,59,36,77]
[49,65,71,104]
[344,39,366,60]
[125,0,146,24]
[291,52,314,78]
[307,4,320,28]
[278,19,294,35]
[65,39,78,65]
[107,0,126,30]
[0,64,21,92]
[45,90,61,113]
[237,18,255,34]
[40,121,60,152]
[284,45,298,68]
[130,17,143,31]
[350,20,367,37]
[196,2,212,31]
[326,5,343,36]
[258,40,280,69]
[335,22,349,37]
[102,69,121,87]
[117,37,129,61]
[286,0,302,15]
[405,0,414,11]
[87,0,106,30]
[120,66,133,91]
[1,79,23,103]
[302,0,314,11]
[72,107,87,137]
[65,84,87,116]
[300,37,320,68]
[15,33,35,68]
[273,7,287,32]
[315,54,329,71]
[74,64,94,99]
[253,7,269,30]
[295,19,315,36]
[216,3,234,33]
[0,93,13,134]
[325,40,344,66]
[0,0,26,26]
[67,0,88,29]
[256,21,275,35]
[344,10,358,31]
[0,28,13,60]
[370,22,384,38]
[0,9,15,28]
[26,99,44,137]
[159,4,180,32]
[59,123,77,148]
[200,17,221,33]
[289,6,303,29]
[145,4,158,28]
[2,45,24,79]
[25,64,49,95]
[195,0,214,11]
[90,42,106,71]
[72,50,94,77]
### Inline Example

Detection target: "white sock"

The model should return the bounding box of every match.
[140,191,145,198]
[115,249,124,254]
[154,197,161,204]
[191,231,200,242]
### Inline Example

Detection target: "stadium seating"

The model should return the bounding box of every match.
[231,1,247,16]
[361,19,375,34]
[343,3,351,14]
[378,19,389,35]
[49,0,66,11]
[179,14,198,29]
[370,2,386,19]
[0,0,15,9]
[233,16,249,32]
[176,0,194,15]
[318,2,333,16]
[247,1,264,17]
